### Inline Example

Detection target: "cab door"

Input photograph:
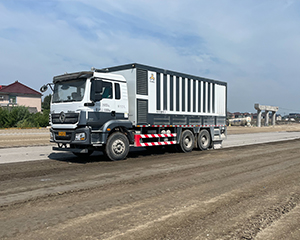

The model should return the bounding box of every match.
[100,80,116,119]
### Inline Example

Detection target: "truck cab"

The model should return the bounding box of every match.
[45,70,131,157]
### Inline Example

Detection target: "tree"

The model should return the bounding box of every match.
[42,94,51,110]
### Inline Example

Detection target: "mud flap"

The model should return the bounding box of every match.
[213,141,223,149]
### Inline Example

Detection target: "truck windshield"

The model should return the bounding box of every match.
[52,79,86,103]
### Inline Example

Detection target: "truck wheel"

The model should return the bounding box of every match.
[198,129,211,151]
[105,132,129,161]
[179,130,194,152]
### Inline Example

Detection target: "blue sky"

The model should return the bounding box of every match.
[0,0,299,114]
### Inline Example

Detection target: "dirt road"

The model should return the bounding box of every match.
[0,128,50,148]
[1,139,300,239]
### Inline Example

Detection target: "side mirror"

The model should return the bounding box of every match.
[40,84,48,92]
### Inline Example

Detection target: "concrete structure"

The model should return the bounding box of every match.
[0,81,42,112]
[254,103,279,127]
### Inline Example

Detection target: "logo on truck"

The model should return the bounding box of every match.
[149,74,155,83]
[59,111,66,123]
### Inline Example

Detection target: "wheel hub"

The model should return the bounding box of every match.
[112,140,125,154]
[202,136,208,145]
[184,137,192,148]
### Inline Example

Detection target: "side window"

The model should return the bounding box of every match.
[102,81,113,99]
[115,83,121,100]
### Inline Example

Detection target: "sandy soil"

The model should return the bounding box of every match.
[227,123,300,134]
[0,128,50,148]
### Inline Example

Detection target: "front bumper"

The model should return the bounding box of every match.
[52,146,91,154]
[51,127,91,145]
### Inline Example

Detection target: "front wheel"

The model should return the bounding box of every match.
[179,130,195,153]
[105,132,129,161]
[197,129,211,151]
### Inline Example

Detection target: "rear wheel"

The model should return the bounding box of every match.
[198,129,211,151]
[179,130,194,152]
[105,132,129,161]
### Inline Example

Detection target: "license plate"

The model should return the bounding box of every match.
[58,131,66,136]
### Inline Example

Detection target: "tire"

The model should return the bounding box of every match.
[105,132,129,161]
[179,130,194,153]
[197,129,211,151]
[73,150,94,158]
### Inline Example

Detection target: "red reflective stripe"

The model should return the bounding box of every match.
[137,133,177,139]
[134,134,142,147]
[139,141,177,147]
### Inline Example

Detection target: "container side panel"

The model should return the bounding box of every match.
[203,81,206,113]
[185,78,188,112]
[212,83,215,113]
[160,73,164,111]
[208,82,211,113]
[156,72,161,111]
[163,74,167,110]
[193,80,196,112]
[198,81,202,112]
[148,71,157,114]
[187,79,191,112]
[170,75,174,111]
[215,85,226,116]
[182,77,185,111]
[176,76,180,111]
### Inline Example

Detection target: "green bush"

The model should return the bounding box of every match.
[0,106,50,128]
[33,109,50,127]
[0,108,9,128]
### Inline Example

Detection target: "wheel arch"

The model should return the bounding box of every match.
[199,127,213,138]
[102,120,134,144]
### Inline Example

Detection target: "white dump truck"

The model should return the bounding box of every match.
[41,63,227,160]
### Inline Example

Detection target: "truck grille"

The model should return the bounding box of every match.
[51,113,79,124]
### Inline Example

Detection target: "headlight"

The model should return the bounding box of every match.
[75,132,86,141]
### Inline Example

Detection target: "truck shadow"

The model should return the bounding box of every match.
[48,146,179,164]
